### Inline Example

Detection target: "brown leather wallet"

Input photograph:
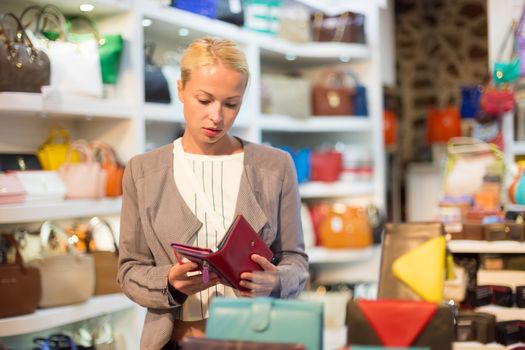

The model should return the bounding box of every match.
[460,222,484,240]
[179,337,306,350]
[484,223,524,241]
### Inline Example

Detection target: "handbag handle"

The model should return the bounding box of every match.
[1,233,29,270]
[497,21,517,61]
[64,139,95,164]
[20,4,68,41]
[90,141,118,167]
[89,216,119,255]
[44,126,71,146]
[66,15,104,45]
[312,12,350,42]
[517,5,525,38]
[39,221,77,254]
[0,13,40,58]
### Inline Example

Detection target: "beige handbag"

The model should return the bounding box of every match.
[59,140,107,199]
[89,217,121,295]
[29,221,95,308]
[261,74,312,118]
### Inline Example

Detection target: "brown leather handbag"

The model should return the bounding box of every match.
[0,13,50,93]
[311,12,366,44]
[0,233,41,318]
[312,70,355,116]
[89,217,121,295]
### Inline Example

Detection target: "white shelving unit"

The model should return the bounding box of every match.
[0,0,386,345]
[448,240,525,254]
[475,305,525,322]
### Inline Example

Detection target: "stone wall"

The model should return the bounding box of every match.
[395,0,488,162]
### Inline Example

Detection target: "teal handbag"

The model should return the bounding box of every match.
[206,297,323,350]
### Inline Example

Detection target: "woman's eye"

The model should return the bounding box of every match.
[225,103,237,109]
[198,100,210,105]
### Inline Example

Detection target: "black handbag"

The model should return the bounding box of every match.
[217,0,244,26]
[0,153,42,171]
[0,13,50,93]
[144,42,171,104]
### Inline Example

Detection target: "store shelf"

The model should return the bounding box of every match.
[307,246,378,264]
[448,240,525,254]
[453,342,508,350]
[260,114,371,133]
[0,92,133,120]
[0,294,135,337]
[143,103,183,123]
[475,305,525,322]
[511,141,525,155]
[299,181,374,198]
[2,0,130,16]
[0,198,122,224]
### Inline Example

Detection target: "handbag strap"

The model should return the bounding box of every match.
[90,141,117,167]
[20,4,68,41]
[0,13,39,53]
[333,12,349,42]
[66,15,104,45]
[1,233,28,270]
[65,139,95,164]
[44,126,70,146]
[497,21,517,61]
[517,5,525,38]
[39,221,77,254]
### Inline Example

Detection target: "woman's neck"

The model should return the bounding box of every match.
[181,134,243,155]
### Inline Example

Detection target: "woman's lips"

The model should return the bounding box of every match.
[203,127,221,137]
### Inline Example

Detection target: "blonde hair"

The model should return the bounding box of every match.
[179,37,249,88]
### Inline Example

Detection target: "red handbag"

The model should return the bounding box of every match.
[310,151,342,182]
[171,215,273,291]
[426,107,461,144]
[480,86,515,116]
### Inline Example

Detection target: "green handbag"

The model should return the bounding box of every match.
[493,22,520,84]
[65,16,123,85]
[206,297,323,350]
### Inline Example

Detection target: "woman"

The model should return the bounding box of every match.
[118,37,308,349]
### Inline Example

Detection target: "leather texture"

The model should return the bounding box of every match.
[456,311,496,344]
[0,234,41,318]
[0,13,50,93]
[91,141,124,197]
[346,300,454,350]
[180,336,306,350]
[206,297,323,350]
[171,215,273,291]
[93,251,120,295]
[0,173,26,204]
[311,12,366,44]
[378,222,445,301]
[484,223,524,241]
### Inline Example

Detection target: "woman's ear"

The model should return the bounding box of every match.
[177,80,184,103]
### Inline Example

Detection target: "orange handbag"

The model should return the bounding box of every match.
[91,142,124,197]
[384,109,397,146]
[426,107,461,144]
[319,204,372,249]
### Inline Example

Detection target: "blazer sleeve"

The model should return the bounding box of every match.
[117,158,182,309]
[272,153,309,298]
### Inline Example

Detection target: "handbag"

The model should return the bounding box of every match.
[311,11,366,44]
[37,127,77,171]
[278,3,311,43]
[0,12,50,93]
[312,70,355,116]
[493,22,520,84]
[89,217,121,295]
[244,0,282,35]
[426,107,461,144]
[378,222,447,302]
[0,233,41,318]
[480,85,515,116]
[64,16,123,85]
[460,85,482,119]
[310,150,342,182]
[172,0,217,18]
[516,5,525,76]
[261,74,312,118]
[346,300,454,350]
[29,221,95,308]
[90,142,124,197]
[442,137,504,198]
[279,146,310,184]
[58,140,108,199]
[22,4,103,98]
[318,205,372,249]
[144,42,171,103]
[456,311,496,343]
[13,170,66,202]
[0,173,26,204]
[217,0,244,26]
[0,153,42,171]
[206,297,323,350]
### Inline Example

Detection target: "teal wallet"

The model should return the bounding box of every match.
[206,297,323,350]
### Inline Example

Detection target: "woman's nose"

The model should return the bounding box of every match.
[209,102,223,124]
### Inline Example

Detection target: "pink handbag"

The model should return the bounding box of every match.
[0,173,26,204]
[58,140,107,199]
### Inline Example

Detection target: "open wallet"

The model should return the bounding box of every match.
[171,215,273,291]
[378,222,448,302]
[346,300,454,350]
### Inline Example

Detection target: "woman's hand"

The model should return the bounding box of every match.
[168,261,220,296]
[238,254,279,297]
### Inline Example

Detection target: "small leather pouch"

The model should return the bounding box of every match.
[180,337,306,350]
[464,285,514,308]
[346,300,454,350]
[310,151,342,182]
[496,320,525,345]
[481,254,505,270]
[0,173,26,204]
[484,223,524,241]
[0,153,42,171]
[455,311,496,343]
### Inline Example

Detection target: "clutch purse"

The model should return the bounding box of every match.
[378,222,447,302]
[206,297,323,350]
[171,215,273,291]
[346,300,454,350]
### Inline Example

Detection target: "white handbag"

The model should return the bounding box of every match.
[278,3,311,43]
[14,170,66,202]
[261,74,312,118]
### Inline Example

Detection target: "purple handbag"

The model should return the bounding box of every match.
[517,5,525,76]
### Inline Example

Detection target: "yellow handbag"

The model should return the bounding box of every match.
[37,127,78,170]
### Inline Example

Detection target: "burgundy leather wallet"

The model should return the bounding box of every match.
[171,215,273,291]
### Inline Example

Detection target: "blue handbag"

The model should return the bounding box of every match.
[353,84,369,116]
[172,0,217,19]
[460,85,482,119]
[206,297,323,350]
[280,146,311,183]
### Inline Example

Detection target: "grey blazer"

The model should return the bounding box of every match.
[117,139,309,349]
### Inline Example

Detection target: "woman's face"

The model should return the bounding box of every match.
[178,63,247,154]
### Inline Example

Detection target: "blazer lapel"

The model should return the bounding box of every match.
[234,141,269,237]
[146,145,201,263]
